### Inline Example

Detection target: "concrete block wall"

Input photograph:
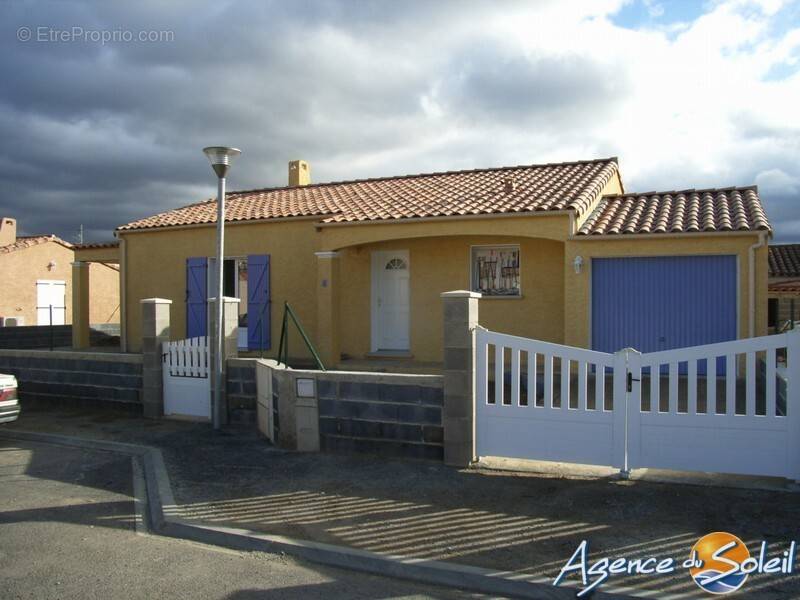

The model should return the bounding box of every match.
[0,325,72,349]
[255,359,444,460]
[227,359,257,411]
[89,324,121,346]
[0,349,142,412]
[318,377,444,460]
[0,324,121,349]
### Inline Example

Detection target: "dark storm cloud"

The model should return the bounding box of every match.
[438,45,628,128]
[0,0,456,239]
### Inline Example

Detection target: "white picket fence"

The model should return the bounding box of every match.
[162,336,211,419]
[476,327,800,480]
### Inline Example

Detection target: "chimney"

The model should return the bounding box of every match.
[288,160,311,187]
[503,177,516,194]
[0,217,16,246]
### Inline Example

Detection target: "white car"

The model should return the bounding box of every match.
[0,374,20,423]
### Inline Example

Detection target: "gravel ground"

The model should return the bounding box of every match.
[6,406,800,599]
[0,438,476,599]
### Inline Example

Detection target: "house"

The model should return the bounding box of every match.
[0,217,120,332]
[111,157,771,369]
[767,243,800,330]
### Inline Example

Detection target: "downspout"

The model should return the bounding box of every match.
[749,232,767,339]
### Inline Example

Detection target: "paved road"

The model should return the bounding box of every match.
[0,439,472,599]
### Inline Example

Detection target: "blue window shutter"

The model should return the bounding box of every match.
[247,255,271,350]
[186,257,208,338]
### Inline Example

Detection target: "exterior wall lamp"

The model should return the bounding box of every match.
[573,255,584,274]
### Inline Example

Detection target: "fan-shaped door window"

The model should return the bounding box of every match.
[385,258,407,270]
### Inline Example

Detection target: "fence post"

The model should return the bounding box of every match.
[140,298,172,418]
[612,348,631,478]
[625,349,642,476]
[441,290,481,467]
[787,328,800,482]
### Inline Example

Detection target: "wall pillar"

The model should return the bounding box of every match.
[209,296,240,426]
[140,298,172,418]
[267,367,320,452]
[315,251,340,368]
[71,261,90,348]
[441,290,481,467]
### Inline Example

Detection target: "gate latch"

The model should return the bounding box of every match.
[626,371,640,393]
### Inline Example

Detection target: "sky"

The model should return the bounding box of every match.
[1,0,799,243]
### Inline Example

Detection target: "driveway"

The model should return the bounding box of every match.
[6,407,800,598]
[0,436,471,599]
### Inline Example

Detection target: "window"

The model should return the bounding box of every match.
[208,257,252,349]
[385,258,407,270]
[471,245,520,296]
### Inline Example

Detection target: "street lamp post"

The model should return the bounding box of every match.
[202,146,241,430]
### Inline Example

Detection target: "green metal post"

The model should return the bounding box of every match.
[285,303,326,371]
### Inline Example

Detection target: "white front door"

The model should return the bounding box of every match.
[371,250,410,351]
[36,280,66,325]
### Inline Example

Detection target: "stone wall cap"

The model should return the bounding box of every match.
[440,290,482,299]
[140,298,173,304]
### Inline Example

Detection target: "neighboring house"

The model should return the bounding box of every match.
[0,217,120,328]
[767,243,800,330]
[114,157,771,369]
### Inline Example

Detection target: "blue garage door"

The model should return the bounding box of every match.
[592,255,737,355]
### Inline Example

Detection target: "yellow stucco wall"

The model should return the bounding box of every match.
[88,262,121,324]
[564,234,769,349]
[336,235,565,362]
[120,219,319,352]
[75,246,119,263]
[0,242,121,327]
[0,241,75,325]
[318,213,572,250]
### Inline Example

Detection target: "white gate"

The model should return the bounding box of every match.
[475,327,800,480]
[476,328,625,469]
[163,336,211,419]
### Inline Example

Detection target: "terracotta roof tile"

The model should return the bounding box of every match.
[769,244,800,278]
[769,279,800,293]
[117,158,620,231]
[73,240,120,249]
[0,235,72,255]
[577,187,771,236]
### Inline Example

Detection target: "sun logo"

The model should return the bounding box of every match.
[689,532,750,595]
